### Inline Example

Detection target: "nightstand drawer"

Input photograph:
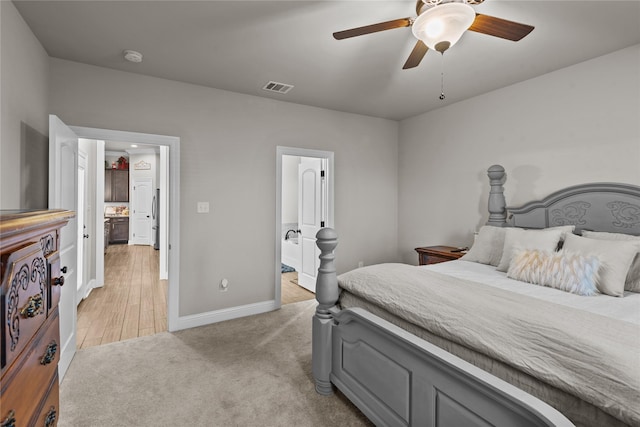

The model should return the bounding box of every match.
[415,246,465,266]
[420,254,454,265]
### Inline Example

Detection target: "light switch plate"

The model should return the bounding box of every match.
[197,202,210,213]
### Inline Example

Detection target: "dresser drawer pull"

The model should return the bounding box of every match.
[40,340,58,365]
[53,275,65,286]
[1,410,16,427]
[44,406,57,427]
[19,294,43,318]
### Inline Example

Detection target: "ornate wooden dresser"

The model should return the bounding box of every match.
[1,210,74,427]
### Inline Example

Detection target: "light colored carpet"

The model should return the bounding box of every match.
[59,300,372,426]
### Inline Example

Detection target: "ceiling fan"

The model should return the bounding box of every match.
[333,0,534,70]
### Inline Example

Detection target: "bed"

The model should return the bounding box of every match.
[311,165,640,427]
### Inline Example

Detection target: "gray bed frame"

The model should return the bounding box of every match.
[312,164,640,427]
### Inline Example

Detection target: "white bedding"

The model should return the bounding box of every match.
[338,262,640,426]
[424,259,640,326]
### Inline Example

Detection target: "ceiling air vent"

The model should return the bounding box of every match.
[262,81,294,94]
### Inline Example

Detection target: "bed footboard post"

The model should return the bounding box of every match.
[313,227,339,395]
[486,164,507,226]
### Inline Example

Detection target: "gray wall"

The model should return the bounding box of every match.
[49,58,399,316]
[397,44,640,264]
[1,1,50,209]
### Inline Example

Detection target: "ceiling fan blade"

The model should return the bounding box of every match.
[402,40,429,69]
[468,14,534,41]
[333,18,412,40]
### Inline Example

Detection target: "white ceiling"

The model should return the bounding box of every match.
[13,0,640,121]
[104,140,158,153]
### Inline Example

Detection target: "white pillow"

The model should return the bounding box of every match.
[563,233,640,297]
[581,231,640,292]
[507,249,599,296]
[460,226,506,266]
[496,227,571,272]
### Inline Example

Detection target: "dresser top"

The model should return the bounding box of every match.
[0,209,75,237]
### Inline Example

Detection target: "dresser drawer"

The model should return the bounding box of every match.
[1,242,49,373]
[31,372,59,427]
[1,310,60,426]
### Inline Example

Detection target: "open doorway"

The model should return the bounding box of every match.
[76,141,166,348]
[69,126,179,342]
[275,147,334,307]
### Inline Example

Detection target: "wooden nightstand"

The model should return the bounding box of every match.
[415,245,466,265]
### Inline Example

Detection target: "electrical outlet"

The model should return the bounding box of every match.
[358,261,364,268]
[220,278,229,292]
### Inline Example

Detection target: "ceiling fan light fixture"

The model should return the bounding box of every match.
[412,2,475,53]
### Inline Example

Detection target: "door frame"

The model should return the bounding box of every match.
[76,149,89,304]
[70,126,181,332]
[275,146,334,307]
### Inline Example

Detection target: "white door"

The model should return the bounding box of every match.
[298,158,323,292]
[49,115,78,380]
[77,151,90,304]
[131,177,153,245]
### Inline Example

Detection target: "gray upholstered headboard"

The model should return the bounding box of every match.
[485,165,640,236]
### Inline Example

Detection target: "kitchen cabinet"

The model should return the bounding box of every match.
[104,219,110,253]
[109,217,129,243]
[104,169,129,202]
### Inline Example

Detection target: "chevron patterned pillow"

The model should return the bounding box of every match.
[507,249,600,296]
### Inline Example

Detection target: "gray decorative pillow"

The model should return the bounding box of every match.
[496,227,571,272]
[582,231,640,293]
[563,233,640,297]
[507,249,599,296]
[460,226,506,266]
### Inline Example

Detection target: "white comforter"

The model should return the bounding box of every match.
[337,263,640,426]
[427,260,640,325]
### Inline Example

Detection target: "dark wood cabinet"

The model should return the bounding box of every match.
[1,209,74,427]
[104,169,129,202]
[104,220,110,252]
[104,169,112,201]
[109,217,129,243]
[415,245,465,265]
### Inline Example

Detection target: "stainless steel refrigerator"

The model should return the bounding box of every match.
[152,188,160,250]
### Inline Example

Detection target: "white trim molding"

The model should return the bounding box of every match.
[133,159,152,170]
[175,300,279,331]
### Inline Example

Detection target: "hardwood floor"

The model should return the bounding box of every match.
[76,244,167,349]
[281,272,315,305]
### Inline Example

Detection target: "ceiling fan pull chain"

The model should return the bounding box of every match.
[439,53,446,100]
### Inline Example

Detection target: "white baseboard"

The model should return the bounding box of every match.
[58,331,76,381]
[81,278,97,301]
[173,300,278,331]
